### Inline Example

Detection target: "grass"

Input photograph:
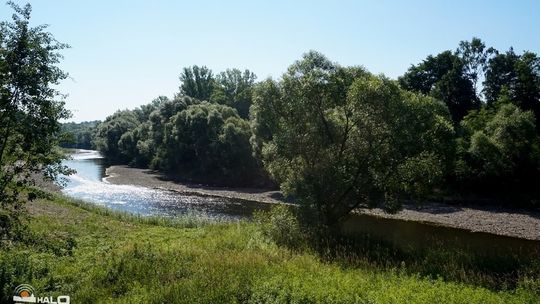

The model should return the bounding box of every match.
[317,232,540,291]
[0,192,538,303]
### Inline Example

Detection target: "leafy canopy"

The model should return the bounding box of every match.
[484,49,540,129]
[0,2,70,239]
[252,51,454,226]
[456,100,540,198]
[399,50,478,123]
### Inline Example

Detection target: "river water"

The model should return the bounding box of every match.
[61,150,539,258]
[61,150,269,220]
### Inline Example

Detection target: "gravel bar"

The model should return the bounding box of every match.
[105,165,540,241]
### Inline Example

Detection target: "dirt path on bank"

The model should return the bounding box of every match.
[105,165,540,241]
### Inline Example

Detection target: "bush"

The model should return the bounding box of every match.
[254,205,305,250]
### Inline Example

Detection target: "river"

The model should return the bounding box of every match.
[61,150,540,258]
[61,150,269,220]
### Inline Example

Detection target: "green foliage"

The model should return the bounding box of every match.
[59,120,99,149]
[399,50,479,123]
[397,152,444,201]
[484,49,540,129]
[249,79,282,159]
[161,102,260,185]
[456,102,540,200]
[179,66,257,119]
[0,2,70,239]
[397,38,540,203]
[146,96,195,169]
[134,95,168,122]
[210,68,257,119]
[254,205,305,250]
[456,37,496,97]
[93,42,540,209]
[92,91,267,185]
[252,51,454,227]
[179,65,215,101]
[118,122,152,167]
[94,64,264,185]
[93,110,139,163]
[115,96,173,167]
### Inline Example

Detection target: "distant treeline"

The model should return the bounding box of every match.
[59,120,100,150]
[66,38,539,216]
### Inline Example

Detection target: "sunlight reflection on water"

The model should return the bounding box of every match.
[61,150,267,220]
[70,149,103,160]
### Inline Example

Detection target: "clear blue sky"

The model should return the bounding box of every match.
[2,0,539,122]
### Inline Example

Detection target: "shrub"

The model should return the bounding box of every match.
[254,205,305,250]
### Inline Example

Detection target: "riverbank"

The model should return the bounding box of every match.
[1,193,537,303]
[106,165,540,241]
[357,203,540,241]
[105,165,286,204]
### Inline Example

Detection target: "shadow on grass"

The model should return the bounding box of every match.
[308,229,540,291]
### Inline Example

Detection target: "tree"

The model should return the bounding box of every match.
[59,121,100,149]
[456,37,495,98]
[250,79,282,160]
[93,110,139,163]
[484,49,540,129]
[399,51,478,123]
[162,102,260,185]
[118,122,152,167]
[210,68,257,119]
[0,2,70,239]
[456,101,540,200]
[252,52,454,228]
[134,95,168,122]
[179,65,215,101]
[147,96,197,169]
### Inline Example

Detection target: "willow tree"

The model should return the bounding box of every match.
[251,51,454,228]
[0,2,70,239]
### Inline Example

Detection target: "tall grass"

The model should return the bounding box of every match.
[0,192,538,303]
[256,205,540,291]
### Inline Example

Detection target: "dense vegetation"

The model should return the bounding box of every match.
[59,120,100,149]
[92,94,267,186]
[399,39,540,202]
[89,64,268,186]
[1,3,539,302]
[91,38,540,228]
[0,2,70,240]
[0,193,537,303]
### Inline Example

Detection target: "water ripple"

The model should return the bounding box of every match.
[61,154,267,220]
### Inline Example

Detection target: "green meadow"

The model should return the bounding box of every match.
[1,193,538,304]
